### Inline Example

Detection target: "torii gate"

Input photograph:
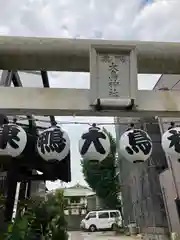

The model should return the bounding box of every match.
[0,36,179,231]
[0,36,179,117]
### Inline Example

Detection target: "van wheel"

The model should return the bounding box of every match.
[89,225,97,232]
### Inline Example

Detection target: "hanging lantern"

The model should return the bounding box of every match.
[37,126,70,161]
[0,123,27,157]
[119,129,152,163]
[161,127,180,159]
[79,124,110,162]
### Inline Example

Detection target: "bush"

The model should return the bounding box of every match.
[3,190,68,240]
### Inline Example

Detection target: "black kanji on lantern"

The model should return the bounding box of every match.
[80,128,107,155]
[0,124,20,149]
[38,128,66,154]
[125,130,152,155]
[167,129,180,153]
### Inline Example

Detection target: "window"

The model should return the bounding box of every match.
[88,212,96,219]
[70,196,81,204]
[98,212,109,219]
[110,211,120,218]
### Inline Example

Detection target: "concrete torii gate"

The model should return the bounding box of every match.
[0,36,180,117]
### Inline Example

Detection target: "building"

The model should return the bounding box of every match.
[48,183,98,231]
[154,75,180,235]
[63,183,94,215]
[0,71,50,226]
[47,183,96,215]
[0,71,50,199]
[48,183,105,214]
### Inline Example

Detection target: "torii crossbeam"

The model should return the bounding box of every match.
[0,36,180,117]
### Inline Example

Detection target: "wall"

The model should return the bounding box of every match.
[159,118,180,233]
[86,194,104,211]
[87,195,96,211]
[159,169,180,233]
[65,214,86,231]
[0,172,6,231]
[115,120,136,225]
[0,172,7,195]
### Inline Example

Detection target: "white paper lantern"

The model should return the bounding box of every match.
[119,129,152,163]
[79,125,110,161]
[161,127,180,159]
[37,126,70,161]
[0,124,27,157]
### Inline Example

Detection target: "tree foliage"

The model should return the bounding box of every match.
[81,128,121,210]
[4,189,68,240]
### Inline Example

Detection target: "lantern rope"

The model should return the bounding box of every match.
[6,116,179,128]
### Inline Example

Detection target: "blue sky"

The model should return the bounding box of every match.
[143,0,153,4]
[0,0,179,189]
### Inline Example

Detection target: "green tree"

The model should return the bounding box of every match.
[81,128,121,210]
[5,189,68,240]
[45,189,68,240]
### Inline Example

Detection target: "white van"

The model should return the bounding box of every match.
[80,210,122,232]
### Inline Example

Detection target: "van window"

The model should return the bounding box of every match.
[98,212,109,219]
[110,211,120,218]
[88,212,96,219]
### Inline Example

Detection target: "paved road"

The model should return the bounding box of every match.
[69,231,137,240]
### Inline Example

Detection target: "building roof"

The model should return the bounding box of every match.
[47,183,95,197]
[63,183,94,197]
[86,192,96,197]
[153,74,180,124]
[153,74,180,90]
[67,183,91,190]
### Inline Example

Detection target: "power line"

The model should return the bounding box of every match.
[9,116,139,126]
[6,116,180,128]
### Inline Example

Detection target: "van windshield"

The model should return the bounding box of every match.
[86,212,96,219]
[110,211,120,218]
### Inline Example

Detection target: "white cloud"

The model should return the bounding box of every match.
[132,0,180,41]
[0,0,179,189]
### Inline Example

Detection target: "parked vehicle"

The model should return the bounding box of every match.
[80,209,122,232]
